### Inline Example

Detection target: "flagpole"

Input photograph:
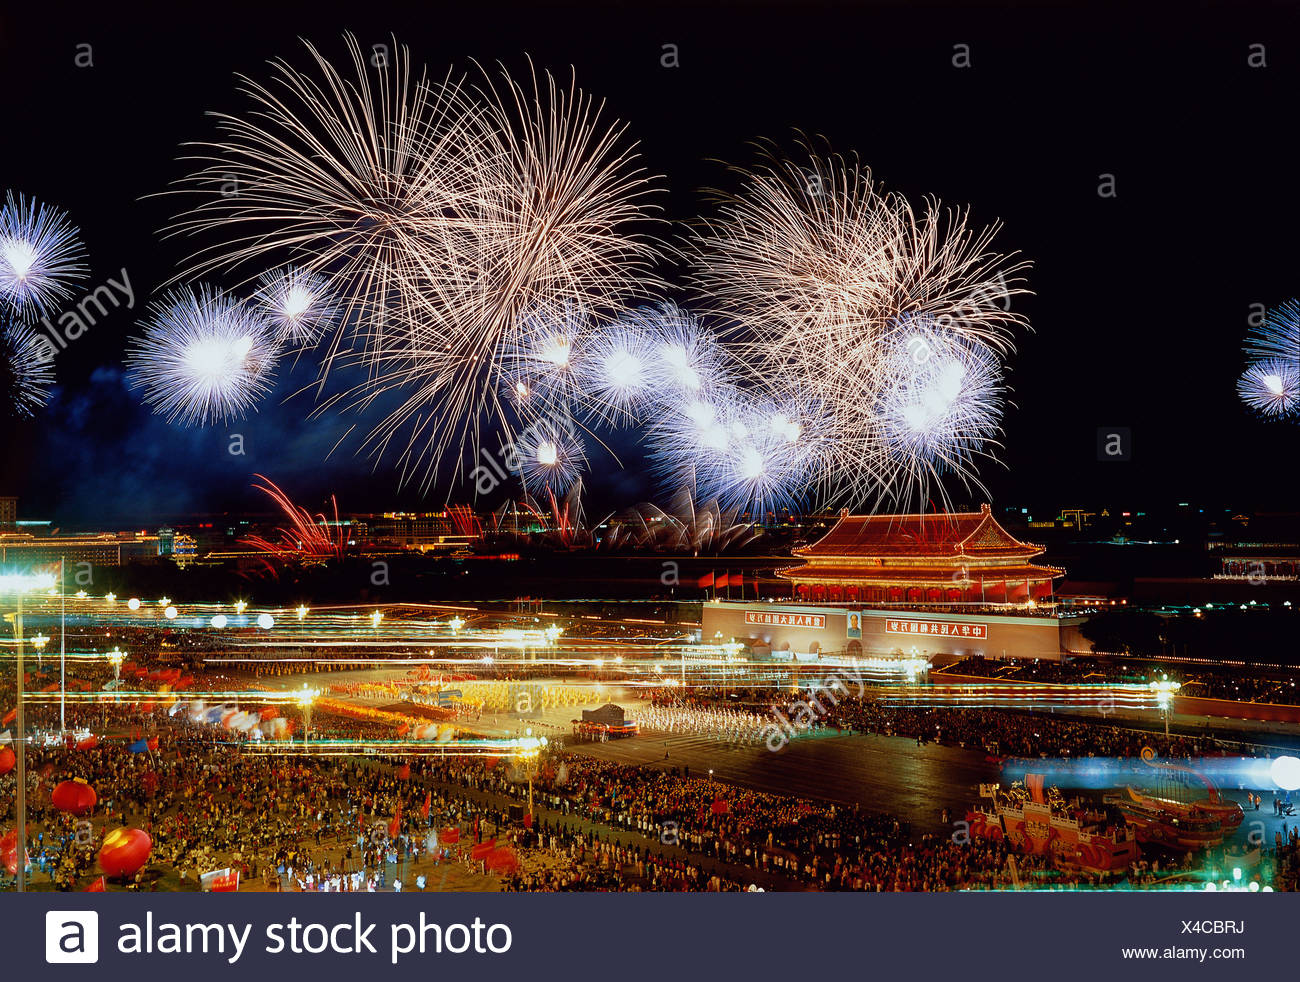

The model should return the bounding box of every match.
[15,592,26,893]
[60,556,66,734]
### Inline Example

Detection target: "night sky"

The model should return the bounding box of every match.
[3,0,1299,527]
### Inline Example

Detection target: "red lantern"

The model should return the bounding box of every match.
[0,830,29,876]
[51,779,98,817]
[98,828,152,878]
[0,746,14,777]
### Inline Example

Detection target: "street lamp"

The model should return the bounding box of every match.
[1149,677,1180,737]
[296,685,320,744]
[107,647,125,681]
[517,732,546,819]
[1,570,58,892]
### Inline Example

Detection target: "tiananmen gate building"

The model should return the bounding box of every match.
[700,506,1086,662]
[779,504,1063,606]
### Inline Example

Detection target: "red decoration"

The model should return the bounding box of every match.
[485,846,520,873]
[0,830,29,876]
[51,779,98,816]
[98,828,152,878]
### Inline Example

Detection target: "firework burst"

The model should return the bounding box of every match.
[627,301,729,401]
[125,285,281,425]
[574,318,659,423]
[513,416,587,494]
[876,319,1006,493]
[166,35,662,488]
[688,144,1027,508]
[1,321,56,417]
[1238,358,1300,418]
[1239,301,1300,420]
[647,385,823,516]
[499,301,587,423]
[0,192,88,321]
[256,267,342,345]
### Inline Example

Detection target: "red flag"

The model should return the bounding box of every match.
[440,826,460,844]
[1026,773,1045,805]
[711,797,730,815]
[731,572,743,586]
[470,838,498,860]
[715,574,730,588]
[396,763,411,780]
[421,791,431,820]
[1,709,15,726]
[697,571,715,588]
[389,804,403,838]
[523,812,533,829]
[83,876,106,892]
[147,736,159,752]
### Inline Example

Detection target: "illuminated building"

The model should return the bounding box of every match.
[0,530,166,566]
[778,504,1063,606]
[701,506,1081,661]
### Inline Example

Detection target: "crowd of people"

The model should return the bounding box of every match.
[5,643,1298,893]
[635,702,771,744]
[938,657,1300,706]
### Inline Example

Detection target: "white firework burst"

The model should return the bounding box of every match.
[876,320,1006,492]
[689,144,1027,508]
[2,321,56,417]
[0,192,88,321]
[256,267,342,345]
[575,318,659,424]
[166,35,662,488]
[627,301,729,402]
[1238,358,1300,419]
[499,301,587,423]
[126,285,281,425]
[647,386,823,516]
[513,416,587,494]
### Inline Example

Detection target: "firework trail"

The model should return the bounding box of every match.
[241,474,347,563]
[1,321,56,417]
[0,192,88,321]
[125,284,281,425]
[165,35,662,488]
[688,143,1028,509]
